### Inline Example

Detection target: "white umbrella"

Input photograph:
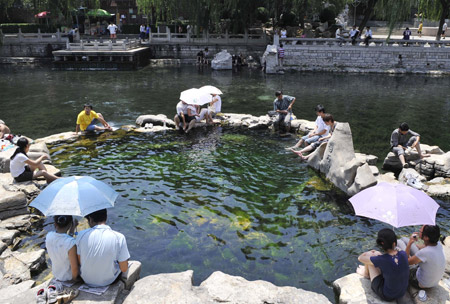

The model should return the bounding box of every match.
[179,88,212,105]
[29,176,118,216]
[199,85,223,95]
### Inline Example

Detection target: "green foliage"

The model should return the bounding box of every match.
[375,0,416,39]
[256,6,269,23]
[319,7,337,23]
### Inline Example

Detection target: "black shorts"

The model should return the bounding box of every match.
[371,275,395,302]
[14,166,33,182]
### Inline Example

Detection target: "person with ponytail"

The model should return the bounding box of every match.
[9,137,59,183]
[357,228,409,301]
[46,215,79,282]
[401,225,446,288]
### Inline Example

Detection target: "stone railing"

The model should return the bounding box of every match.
[280,37,450,48]
[147,29,268,45]
[1,28,68,43]
[66,38,140,51]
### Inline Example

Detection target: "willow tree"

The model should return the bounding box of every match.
[374,0,417,39]
[418,0,450,40]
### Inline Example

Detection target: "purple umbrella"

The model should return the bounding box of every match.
[349,182,440,228]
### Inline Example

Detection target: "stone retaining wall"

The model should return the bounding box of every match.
[0,42,67,57]
[280,45,450,73]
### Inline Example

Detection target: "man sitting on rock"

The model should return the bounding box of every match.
[75,104,112,135]
[273,91,296,135]
[288,105,327,149]
[76,209,130,287]
[0,119,10,139]
[174,100,193,131]
[390,122,429,168]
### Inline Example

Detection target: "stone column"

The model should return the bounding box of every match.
[273,33,280,46]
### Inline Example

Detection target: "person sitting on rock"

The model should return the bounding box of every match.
[356,228,409,302]
[291,114,336,160]
[9,137,59,183]
[207,94,222,118]
[287,104,327,149]
[76,209,130,287]
[185,104,213,133]
[397,225,446,289]
[390,122,429,169]
[75,104,112,135]
[0,119,10,139]
[273,91,296,135]
[174,100,193,131]
[196,50,204,64]
[46,215,79,282]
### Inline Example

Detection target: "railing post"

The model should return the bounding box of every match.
[94,40,99,50]
[37,28,42,39]
[18,27,23,42]
[56,28,61,41]
[225,29,229,44]
[66,40,70,50]
[109,40,112,50]
[149,28,152,43]
[168,28,171,42]
[81,40,84,50]
[244,28,248,44]
[75,30,80,42]
[187,31,190,43]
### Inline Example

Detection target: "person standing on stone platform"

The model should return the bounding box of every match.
[390,122,429,169]
[273,91,296,135]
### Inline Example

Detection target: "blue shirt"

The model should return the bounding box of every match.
[370,251,409,299]
[76,224,130,287]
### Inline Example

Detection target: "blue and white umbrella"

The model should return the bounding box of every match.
[29,176,118,216]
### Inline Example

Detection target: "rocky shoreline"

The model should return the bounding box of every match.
[0,112,449,303]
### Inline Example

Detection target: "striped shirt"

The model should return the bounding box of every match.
[278,47,285,58]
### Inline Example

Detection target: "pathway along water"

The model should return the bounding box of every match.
[1,65,449,301]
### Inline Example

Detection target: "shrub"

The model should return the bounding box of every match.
[256,7,269,23]
[319,8,336,24]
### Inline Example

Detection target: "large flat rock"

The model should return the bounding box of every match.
[123,270,331,304]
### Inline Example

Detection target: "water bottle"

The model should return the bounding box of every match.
[418,290,427,302]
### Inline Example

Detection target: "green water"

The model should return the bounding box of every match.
[1,65,450,301]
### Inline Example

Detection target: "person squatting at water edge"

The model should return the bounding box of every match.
[287,104,327,149]
[185,104,213,133]
[397,225,446,289]
[357,228,409,302]
[174,100,195,132]
[273,91,296,135]
[9,137,59,183]
[290,114,336,160]
[390,122,430,169]
[75,104,112,135]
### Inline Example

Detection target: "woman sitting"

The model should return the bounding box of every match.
[291,114,336,161]
[185,104,213,133]
[46,215,79,282]
[9,138,59,183]
[357,228,409,302]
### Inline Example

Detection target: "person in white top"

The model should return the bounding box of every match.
[442,22,448,39]
[76,209,130,287]
[364,26,372,46]
[139,24,146,40]
[280,28,287,39]
[399,225,446,289]
[9,137,59,183]
[185,104,212,133]
[208,94,222,117]
[335,27,345,46]
[46,215,79,282]
[174,100,194,131]
[288,105,328,149]
[107,23,118,39]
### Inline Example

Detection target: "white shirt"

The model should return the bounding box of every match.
[139,25,145,33]
[280,30,287,38]
[315,116,329,137]
[443,23,448,31]
[365,29,372,38]
[187,105,198,116]
[76,224,130,287]
[350,29,358,37]
[335,28,342,38]
[107,24,117,34]
[46,231,76,281]
[10,153,28,177]
[416,242,446,288]
[176,101,188,115]
[208,95,222,113]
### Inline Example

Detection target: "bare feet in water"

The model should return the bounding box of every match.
[356,265,369,279]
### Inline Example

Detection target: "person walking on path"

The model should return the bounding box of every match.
[364,26,372,46]
[442,22,448,39]
[273,91,296,135]
[75,104,112,135]
[356,228,409,302]
[390,122,429,169]
[417,22,423,37]
[278,44,285,66]
[397,225,446,289]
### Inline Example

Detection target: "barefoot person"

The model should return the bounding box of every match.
[273,91,296,135]
[291,114,336,160]
[288,105,326,149]
[397,225,446,289]
[390,122,429,168]
[357,228,409,302]
[75,104,112,135]
[185,104,213,133]
[9,137,59,183]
